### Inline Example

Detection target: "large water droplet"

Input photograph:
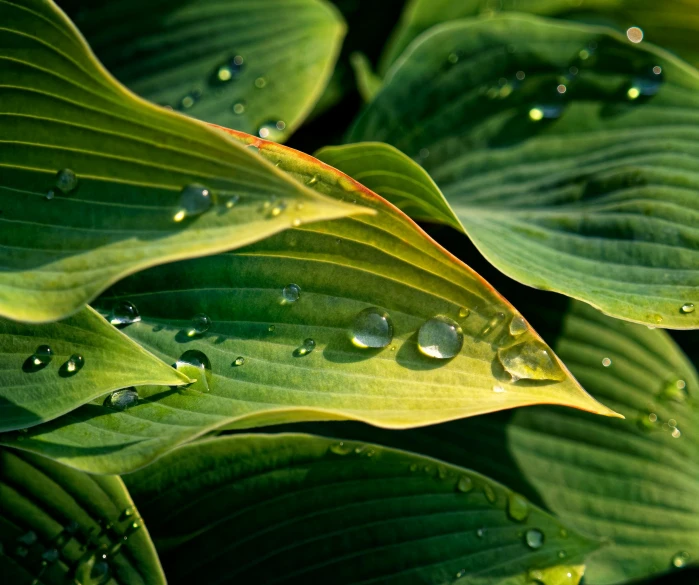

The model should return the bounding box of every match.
[681,303,695,314]
[174,184,212,222]
[63,354,84,375]
[109,301,140,326]
[103,388,139,411]
[456,476,473,493]
[258,120,286,141]
[351,308,394,349]
[30,345,53,368]
[55,168,78,194]
[175,350,213,392]
[525,529,544,549]
[498,340,565,381]
[509,316,527,337]
[672,551,690,568]
[507,493,530,522]
[282,284,301,303]
[187,313,211,337]
[417,316,463,359]
[294,338,316,357]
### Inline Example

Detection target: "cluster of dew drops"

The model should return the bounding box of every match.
[8,506,142,585]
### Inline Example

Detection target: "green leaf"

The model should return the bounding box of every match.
[0,0,360,323]
[0,134,618,474]
[0,446,163,585]
[56,0,345,140]
[349,52,383,103]
[123,433,599,585]
[0,306,188,433]
[381,0,699,74]
[300,300,699,584]
[349,15,699,329]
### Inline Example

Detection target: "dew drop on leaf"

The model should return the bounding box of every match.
[417,316,463,359]
[294,338,316,357]
[672,551,690,568]
[55,168,78,194]
[330,441,353,455]
[30,345,53,368]
[476,527,486,538]
[524,529,545,549]
[456,475,473,493]
[254,76,267,88]
[212,54,244,84]
[497,340,566,381]
[187,313,211,337]
[268,200,287,218]
[282,283,301,303]
[681,303,695,314]
[176,349,213,392]
[507,492,530,522]
[63,354,84,375]
[483,484,496,504]
[351,308,394,349]
[232,102,245,114]
[109,301,140,326]
[174,184,212,222]
[509,315,527,336]
[458,306,470,319]
[233,356,245,367]
[103,388,139,411]
[528,104,564,121]
[258,120,286,141]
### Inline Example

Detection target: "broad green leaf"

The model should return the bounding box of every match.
[56,0,345,140]
[0,446,163,585]
[0,0,360,323]
[350,52,383,103]
[349,15,699,329]
[0,134,618,474]
[380,0,699,74]
[124,433,599,585]
[298,300,699,584]
[0,306,188,433]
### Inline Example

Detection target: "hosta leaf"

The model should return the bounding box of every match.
[56,0,345,140]
[0,0,359,323]
[381,0,699,74]
[0,306,188,433]
[349,15,699,329]
[299,300,699,584]
[0,446,163,585]
[123,433,599,585]
[0,134,617,474]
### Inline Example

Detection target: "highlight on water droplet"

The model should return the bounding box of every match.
[174,184,212,222]
[258,120,286,141]
[63,354,84,375]
[524,528,545,549]
[498,339,566,381]
[268,324,276,333]
[507,492,530,522]
[103,388,139,411]
[456,476,473,493]
[626,26,643,43]
[476,527,486,538]
[187,313,211,337]
[556,84,567,94]
[282,283,301,303]
[483,484,497,504]
[602,357,612,367]
[509,315,527,337]
[294,338,316,357]
[55,168,78,194]
[350,307,394,349]
[109,300,141,326]
[417,316,463,359]
[681,303,695,314]
[175,349,213,392]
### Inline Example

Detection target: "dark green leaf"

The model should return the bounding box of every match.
[124,433,599,585]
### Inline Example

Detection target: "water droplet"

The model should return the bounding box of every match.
[458,307,470,318]
[232,356,245,367]
[45,189,55,200]
[480,312,505,337]
[602,357,612,367]
[282,284,301,303]
[681,303,695,314]
[476,527,486,538]
[212,54,243,84]
[225,195,240,208]
[121,506,135,520]
[350,308,394,349]
[175,350,213,392]
[247,144,260,154]
[672,551,690,568]
[108,300,140,327]
[294,338,316,357]
[493,385,506,393]
[268,200,287,218]
[55,168,78,194]
[103,388,139,411]
[258,120,286,141]
[672,427,682,438]
[638,412,658,431]
[178,89,201,110]
[15,546,28,557]
[409,463,418,472]
[268,324,275,333]
[509,316,527,336]
[63,354,84,375]
[483,484,496,504]
[627,66,663,99]
[660,378,689,402]
[626,26,644,43]
[498,340,565,381]
[30,344,53,368]
[457,476,473,493]
[558,550,567,559]
[174,184,212,222]
[529,104,563,121]
[455,568,466,579]
[330,441,353,455]
[75,552,111,585]
[556,84,567,94]
[525,529,544,549]
[447,52,460,64]
[254,77,267,89]
[417,316,463,359]
[507,493,530,522]
[232,102,246,114]
[17,531,37,545]
[187,313,211,337]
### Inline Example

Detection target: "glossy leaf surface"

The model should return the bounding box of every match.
[124,433,599,585]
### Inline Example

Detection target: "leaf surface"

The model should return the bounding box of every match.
[124,433,599,585]
[0,0,359,323]
[0,446,163,585]
[0,134,616,474]
[350,15,699,328]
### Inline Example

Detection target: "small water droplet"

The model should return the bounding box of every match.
[627,65,663,99]
[55,169,78,194]
[109,301,140,326]
[483,484,496,504]
[247,144,260,154]
[528,103,564,121]
[507,493,530,522]
[103,388,138,411]
[556,84,567,94]
[447,52,460,64]
[480,312,505,337]
[457,476,473,493]
[282,284,301,303]
[258,120,286,141]
[75,552,111,585]
[458,307,470,319]
[638,412,658,431]
[661,378,688,402]
[307,174,319,186]
[268,200,287,218]
[509,316,527,336]
[63,354,84,375]
[254,77,267,89]
[121,506,135,519]
[626,26,644,43]
[232,102,246,114]
[672,427,682,438]
[45,189,55,200]
[294,338,316,357]
[681,303,695,314]
[330,441,353,455]
[15,546,28,557]
[174,184,212,221]
[17,531,37,545]
[409,463,418,472]
[525,529,544,549]
[455,568,466,579]
[351,308,394,349]
[602,357,612,367]
[29,344,53,368]
[268,324,276,333]
[417,316,463,359]
[476,527,486,538]
[233,356,245,367]
[516,70,526,80]
[498,340,565,381]
[175,349,213,392]
[187,313,211,337]
[212,54,244,84]
[225,195,240,209]
[178,89,201,110]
